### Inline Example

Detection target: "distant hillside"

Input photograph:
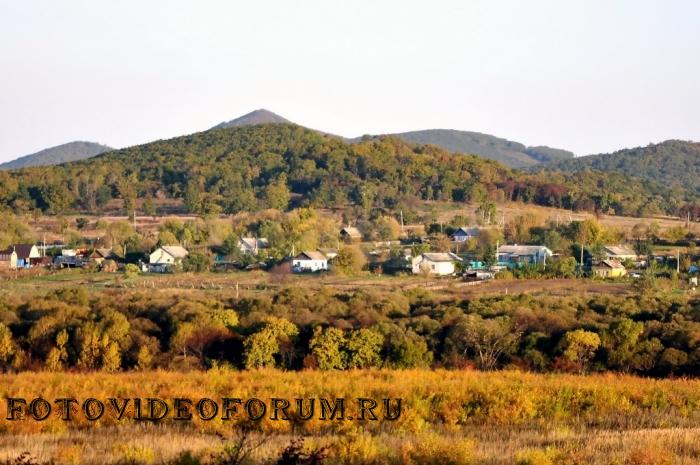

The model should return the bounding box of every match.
[0,124,688,218]
[211,109,291,130]
[540,140,700,194]
[363,129,574,168]
[0,141,113,170]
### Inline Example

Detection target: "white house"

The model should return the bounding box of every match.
[2,244,41,269]
[497,245,553,266]
[411,252,460,276]
[292,251,328,273]
[451,227,480,243]
[149,246,189,267]
[239,237,269,255]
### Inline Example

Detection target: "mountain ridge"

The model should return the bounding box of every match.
[0,141,114,170]
[538,139,700,194]
[354,129,575,168]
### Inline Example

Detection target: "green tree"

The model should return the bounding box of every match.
[0,323,16,372]
[244,318,298,369]
[143,197,157,218]
[45,329,69,371]
[124,263,140,280]
[310,327,346,370]
[333,246,367,275]
[603,318,644,372]
[182,253,212,273]
[380,325,433,369]
[136,345,153,370]
[346,328,384,368]
[101,339,122,372]
[561,329,600,373]
[107,221,136,256]
[446,315,521,370]
[264,176,290,211]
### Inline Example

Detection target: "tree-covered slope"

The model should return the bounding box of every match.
[0,124,691,217]
[540,140,700,194]
[376,129,574,168]
[0,141,113,170]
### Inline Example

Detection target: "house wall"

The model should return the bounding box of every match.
[149,249,175,264]
[412,259,455,276]
[593,267,626,278]
[292,259,328,272]
[28,246,40,259]
[0,253,17,270]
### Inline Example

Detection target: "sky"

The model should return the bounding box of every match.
[0,0,699,163]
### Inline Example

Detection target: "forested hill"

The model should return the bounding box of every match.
[539,140,700,194]
[0,141,113,170]
[371,129,575,168]
[0,124,691,217]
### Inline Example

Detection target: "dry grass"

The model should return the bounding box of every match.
[1,370,700,464]
[430,200,695,233]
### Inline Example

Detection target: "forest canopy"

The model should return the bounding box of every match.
[0,124,694,217]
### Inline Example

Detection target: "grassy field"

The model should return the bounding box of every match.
[0,267,634,301]
[0,369,699,464]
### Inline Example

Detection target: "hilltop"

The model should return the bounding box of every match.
[210,108,291,130]
[376,129,575,168]
[0,141,113,170]
[539,140,700,194]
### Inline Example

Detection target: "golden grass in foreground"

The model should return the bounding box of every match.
[1,369,700,464]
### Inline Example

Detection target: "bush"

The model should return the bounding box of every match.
[123,264,140,280]
[182,253,212,273]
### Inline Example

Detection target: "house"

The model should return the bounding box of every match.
[497,245,553,267]
[292,251,328,273]
[54,255,85,269]
[238,237,269,255]
[592,260,627,278]
[0,248,17,270]
[1,244,41,269]
[340,227,362,242]
[603,245,637,262]
[411,252,460,276]
[149,246,189,271]
[88,248,113,264]
[451,227,480,243]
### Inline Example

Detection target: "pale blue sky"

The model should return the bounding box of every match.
[1,0,698,162]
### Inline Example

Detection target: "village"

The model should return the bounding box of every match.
[1,210,698,287]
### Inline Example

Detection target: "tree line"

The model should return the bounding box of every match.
[1,286,699,377]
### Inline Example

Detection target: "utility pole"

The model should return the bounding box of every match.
[677,248,680,273]
[400,210,404,235]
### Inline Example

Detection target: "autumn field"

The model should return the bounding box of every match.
[0,369,700,464]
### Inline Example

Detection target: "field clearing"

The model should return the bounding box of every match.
[18,199,698,246]
[0,268,633,300]
[428,201,696,233]
[1,369,700,464]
